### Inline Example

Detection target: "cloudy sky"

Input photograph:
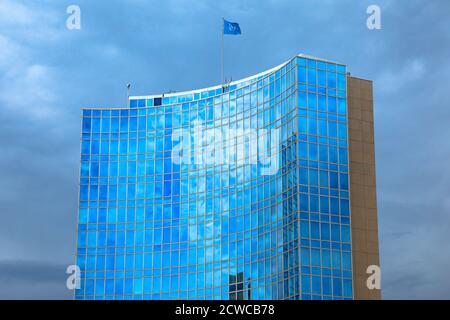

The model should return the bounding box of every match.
[0,0,449,299]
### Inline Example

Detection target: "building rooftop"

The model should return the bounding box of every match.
[129,53,346,100]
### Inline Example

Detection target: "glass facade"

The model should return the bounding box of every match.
[75,55,353,300]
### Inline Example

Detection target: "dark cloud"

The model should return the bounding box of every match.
[0,0,449,299]
[0,260,73,299]
[378,198,450,299]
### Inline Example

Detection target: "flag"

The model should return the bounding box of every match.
[223,19,241,35]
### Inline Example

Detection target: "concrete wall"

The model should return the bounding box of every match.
[347,76,381,300]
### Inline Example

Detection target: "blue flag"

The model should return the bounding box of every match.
[223,19,241,35]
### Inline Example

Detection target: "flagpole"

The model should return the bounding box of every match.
[221,17,224,84]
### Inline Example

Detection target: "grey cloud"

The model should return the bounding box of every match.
[0,260,73,299]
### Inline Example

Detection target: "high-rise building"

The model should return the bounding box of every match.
[75,54,381,300]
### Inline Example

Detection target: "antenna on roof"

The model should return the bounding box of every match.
[127,83,131,97]
[127,83,131,107]
[222,77,230,90]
